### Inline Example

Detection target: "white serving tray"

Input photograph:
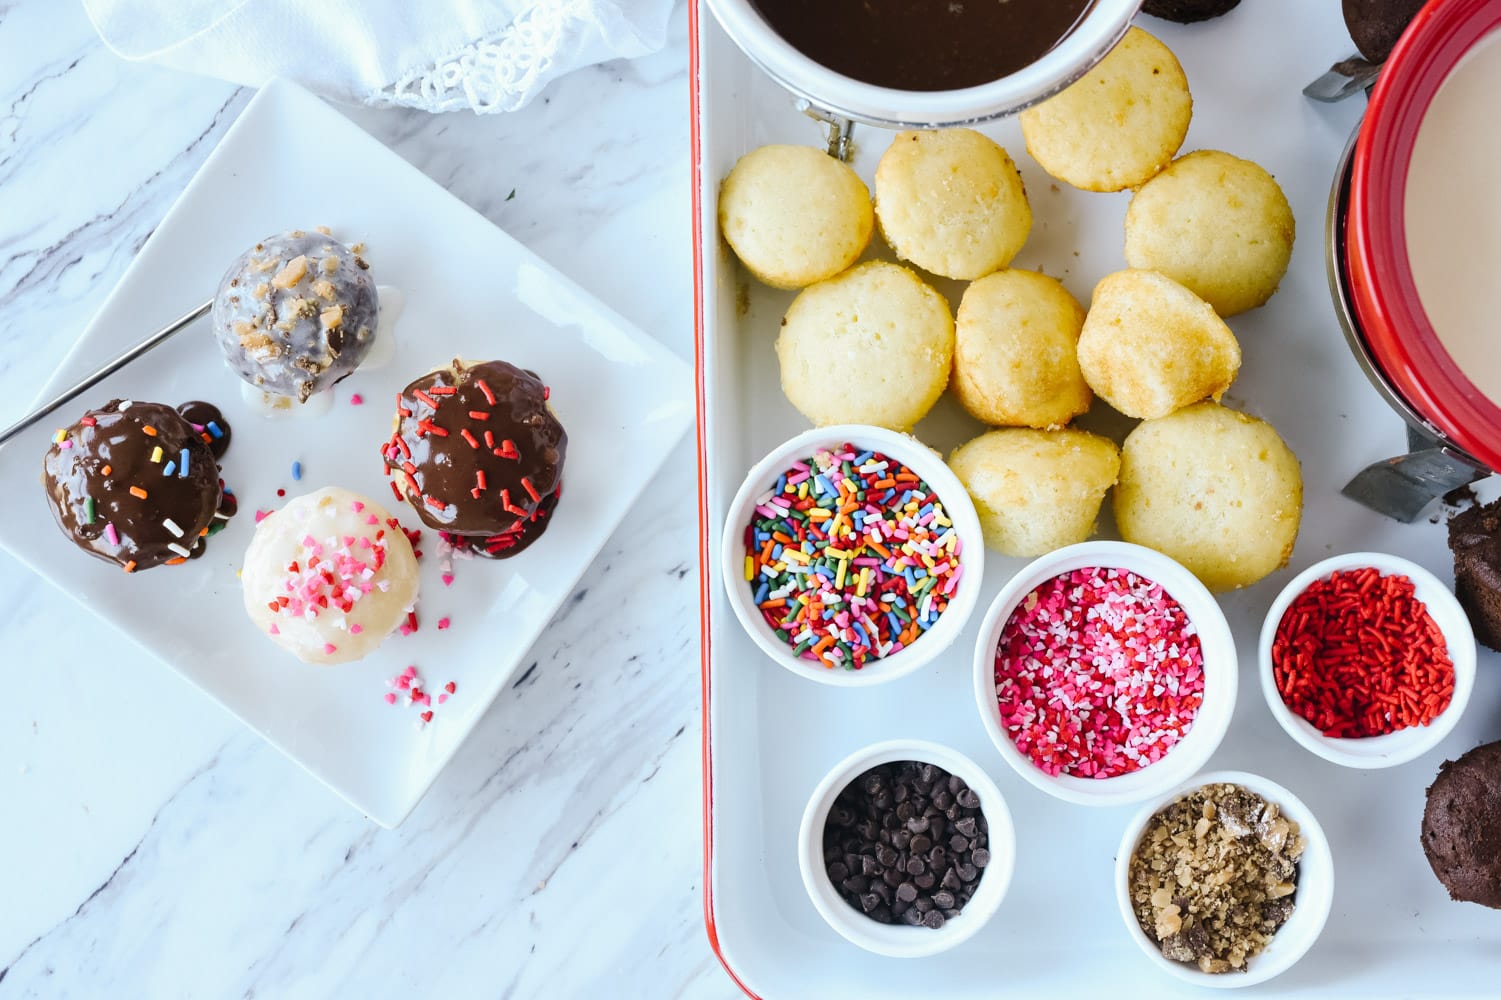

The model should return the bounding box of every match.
[693,2,1501,995]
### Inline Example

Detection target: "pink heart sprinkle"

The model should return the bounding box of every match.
[268,624,280,635]
[437,693,449,704]
[437,617,451,630]
[441,573,454,588]
[323,643,337,654]
[403,665,417,678]
[350,624,363,635]
[350,394,364,406]
[383,693,396,705]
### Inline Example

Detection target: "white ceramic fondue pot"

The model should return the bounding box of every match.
[702,0,1143,128]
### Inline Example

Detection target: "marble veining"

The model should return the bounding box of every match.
[0,1,735,996]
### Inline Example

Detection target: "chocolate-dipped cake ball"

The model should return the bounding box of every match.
[213,229,378,403]
[383,360,566,558]
[42,399,234,572]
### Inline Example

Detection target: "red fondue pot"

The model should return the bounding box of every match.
[1345,0,1501,474]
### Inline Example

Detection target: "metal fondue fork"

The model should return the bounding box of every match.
[0,300,211,449]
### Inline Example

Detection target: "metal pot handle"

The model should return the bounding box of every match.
[1341,426,1489,523]
[796,100,856,161]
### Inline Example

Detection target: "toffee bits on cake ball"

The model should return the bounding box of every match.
[823,761,990,929]
[213,229,378,403]
[383,359,566,559]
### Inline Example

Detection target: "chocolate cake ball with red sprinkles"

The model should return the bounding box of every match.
[383,359,566,558]
[41,398,235,572]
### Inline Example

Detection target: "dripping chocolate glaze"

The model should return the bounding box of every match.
[749,0,1094,92]
[384,360,566,553]
[441,487,562,560]
[176,400,232,459]
[41,399,234,571]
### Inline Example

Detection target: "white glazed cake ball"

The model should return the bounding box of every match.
[213,229,379,403]
[241,486,419,664]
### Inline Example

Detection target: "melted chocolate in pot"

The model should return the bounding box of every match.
[749,0,1094,92]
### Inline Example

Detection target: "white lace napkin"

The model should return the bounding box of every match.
[82,0,676,114]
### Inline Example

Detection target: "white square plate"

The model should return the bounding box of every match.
[0,79,692,827]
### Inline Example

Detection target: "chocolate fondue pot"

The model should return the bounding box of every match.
[702,0,1141,149]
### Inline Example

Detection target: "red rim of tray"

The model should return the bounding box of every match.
[1347,0,1501,472]
[690,1,764,995]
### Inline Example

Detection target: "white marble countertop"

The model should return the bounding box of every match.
[0,3,738,997]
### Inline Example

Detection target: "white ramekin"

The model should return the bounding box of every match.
[1258,552,1476,769]
[798,739,1016,958]
[1115,770,1335,988]
[702,0,1142,127]
[972,541,1237,807]
[720,424,985,687]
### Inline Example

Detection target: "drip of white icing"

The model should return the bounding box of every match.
[240,380,335,419]
[361,285,403,370]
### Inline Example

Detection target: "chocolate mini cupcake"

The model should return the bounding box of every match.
[1422,741,1501,909]
[383,360,566,558]
[213,229,378,403]
[1141,0,1241,24]
[1447,496,1501,651]
[41,399,234,572]
[1343,0,1426,63]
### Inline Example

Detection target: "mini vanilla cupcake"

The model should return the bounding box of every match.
[776,261,954,431]
[719,144,874,289]
[952,270,1091,429]
[1020,27,1193,193]
[875,129,1032,281]
[1124,151,1296,317]
[241,487,419,664]
[1077,269,1241,420]
[1115,402,1303,592]
[949,428,1120,557]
